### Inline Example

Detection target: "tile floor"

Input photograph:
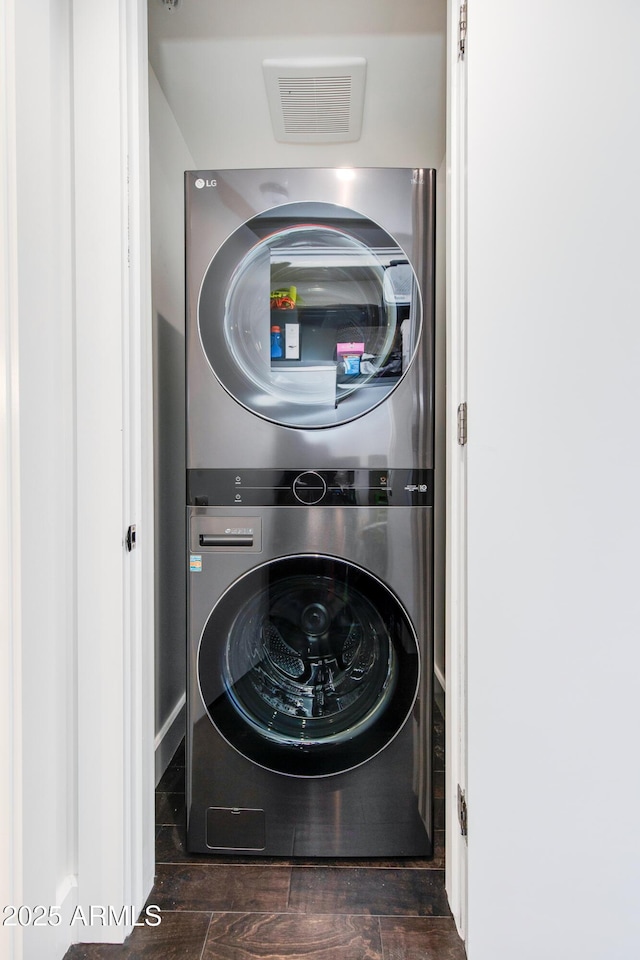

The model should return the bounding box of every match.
[65,706,466,959]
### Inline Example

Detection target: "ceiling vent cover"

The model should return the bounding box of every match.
[263,57,366,144]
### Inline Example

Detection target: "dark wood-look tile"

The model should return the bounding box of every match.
[203,912,383,960]
[380,916,466,959]
[155,792,186,827]
[149,862,292,912]
[287,867,450,917]
[63,910,211,960]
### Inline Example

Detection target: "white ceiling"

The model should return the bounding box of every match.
[147,0,447,170]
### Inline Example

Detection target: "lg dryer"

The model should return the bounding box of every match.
[185,167,435,469]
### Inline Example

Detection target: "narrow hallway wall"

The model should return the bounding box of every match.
[149,66,196,780]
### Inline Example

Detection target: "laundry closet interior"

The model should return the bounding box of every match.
[148,0,450,868]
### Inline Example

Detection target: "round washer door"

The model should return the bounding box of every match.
[198,201,422,429]
[197,555,420,777]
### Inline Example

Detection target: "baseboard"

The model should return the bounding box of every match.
[154,694,186,786]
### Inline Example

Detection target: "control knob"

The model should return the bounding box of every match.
[292,471,327,505]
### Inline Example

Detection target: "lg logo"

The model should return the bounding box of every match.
[194,178,217,189]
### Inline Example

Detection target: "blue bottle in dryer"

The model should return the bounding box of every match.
[270,324,283,359]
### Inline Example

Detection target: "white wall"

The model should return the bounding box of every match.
[11,1,77,955]
[466,3,640,957]
[1,0,23,956]
[148,0,447,172]
[149,66,195,780]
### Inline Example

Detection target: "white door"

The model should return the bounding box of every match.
[1,1,155,953]
[72,0,155,939]
[445,0,469,941]
[464,2,640,958]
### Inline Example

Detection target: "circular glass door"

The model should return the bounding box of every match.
[198,202,422,429]
[198,555,420,777]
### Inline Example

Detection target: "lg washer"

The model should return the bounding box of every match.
[186,469,433,858]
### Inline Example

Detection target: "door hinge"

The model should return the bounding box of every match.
[126,524,137,552]
[457,402,467,446]
[458,2,467,61]
[457,784,468,838]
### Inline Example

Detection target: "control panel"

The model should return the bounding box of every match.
[187,468,434,508]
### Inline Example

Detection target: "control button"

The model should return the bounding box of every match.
[292,471,327,505]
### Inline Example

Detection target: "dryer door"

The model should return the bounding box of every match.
[198,202,422,429]
[197,555,421,777]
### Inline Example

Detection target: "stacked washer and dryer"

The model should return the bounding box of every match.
[185,168,436,857]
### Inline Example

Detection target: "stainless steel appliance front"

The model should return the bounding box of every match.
[185,167,435,469]
[187,493,433,858]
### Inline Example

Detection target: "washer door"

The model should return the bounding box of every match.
[198,555,420,777]
[198,202,422,429]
